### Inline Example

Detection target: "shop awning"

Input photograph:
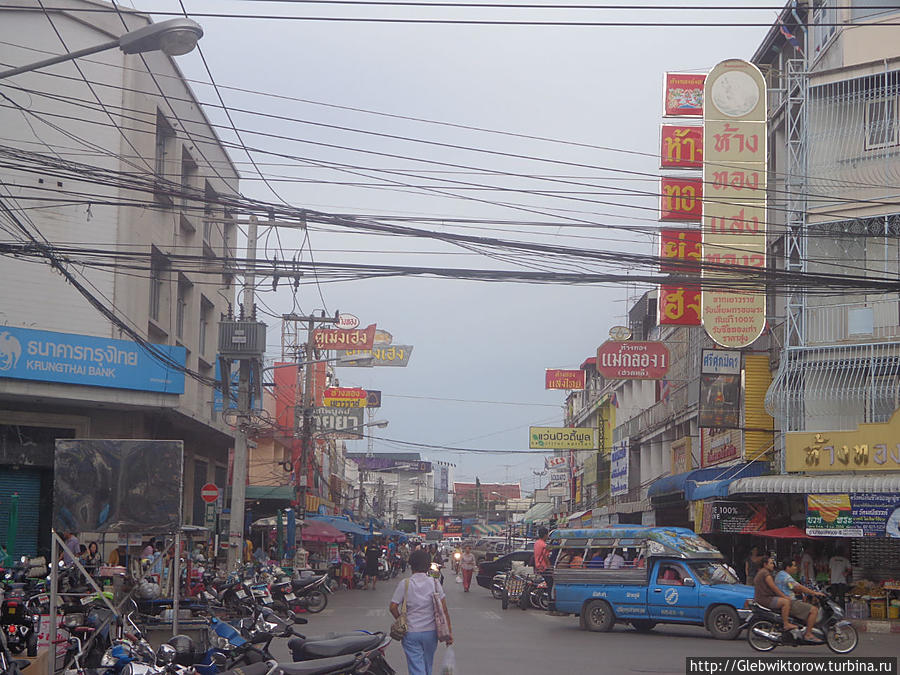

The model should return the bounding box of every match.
[729,473,900,495]
[649,462,770,500]
[757,526,817,540]
[473,523,503,535]
[522,502,553,524]
[307,515,371,537]
[245,485,295,501]
[566,509,591,522]
[301,520,345,543]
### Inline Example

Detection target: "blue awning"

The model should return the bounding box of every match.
[648,462,770,501]
[307,516,371,537]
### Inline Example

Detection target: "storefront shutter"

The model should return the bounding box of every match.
[744,354,775,461]
[0,467,42,558]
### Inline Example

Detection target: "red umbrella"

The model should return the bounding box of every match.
[301,520,346,543]
[757,525,817,540]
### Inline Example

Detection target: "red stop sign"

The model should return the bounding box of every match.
[200,483,219,503]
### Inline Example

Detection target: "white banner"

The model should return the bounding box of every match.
[610,439,629,497]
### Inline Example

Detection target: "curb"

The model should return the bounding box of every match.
[850,620,900,633]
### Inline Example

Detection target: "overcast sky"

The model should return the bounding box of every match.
[149,0,781,489]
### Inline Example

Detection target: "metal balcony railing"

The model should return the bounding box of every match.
[804,299,900,345]
[616,378,700,441]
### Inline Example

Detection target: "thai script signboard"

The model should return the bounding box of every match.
[701,349,741,375]
[545,369,586,390]
[663,73,705,117]
[596,340,670,380]
[529,427,598,450]
[702,59,767,348]
[0,325,185,394]
[660,125,703,169]
[313,323,376,351]
[610,439,629,497]
[323,387,368,407]
[340,344,413,367]
[786,408,900,472]
[660,177,702,221]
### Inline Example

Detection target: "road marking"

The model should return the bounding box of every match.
[479,611,502,621]
[366,609,387,617]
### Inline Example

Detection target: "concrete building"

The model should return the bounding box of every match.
[0,0,239,556]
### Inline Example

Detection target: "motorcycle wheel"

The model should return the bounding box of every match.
[491,586,504,600]
[501,591,509,610]
[826,624,858,654]
[532,590,550,611]
[305,591,328,614]
[747,619,779,652]
[27,633,37,657]
[519,592,529,610]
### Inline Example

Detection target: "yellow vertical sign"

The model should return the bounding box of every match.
[702,60,768,348]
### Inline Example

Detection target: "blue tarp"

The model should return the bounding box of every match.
[307,515,371,537]
[648,462,770,500]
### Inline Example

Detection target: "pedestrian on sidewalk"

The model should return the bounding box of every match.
[459,545,476,592]
[364,539,381,590]
[389,549,453,675]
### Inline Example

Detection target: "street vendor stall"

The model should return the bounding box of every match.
[301,520,345,573]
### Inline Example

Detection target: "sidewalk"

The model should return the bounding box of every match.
[849,619,900,633]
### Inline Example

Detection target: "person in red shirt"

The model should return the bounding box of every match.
[533,527,550,573]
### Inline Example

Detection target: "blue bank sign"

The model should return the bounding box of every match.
[0,326,185,394]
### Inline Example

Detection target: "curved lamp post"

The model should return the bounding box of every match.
[0,18,203,80]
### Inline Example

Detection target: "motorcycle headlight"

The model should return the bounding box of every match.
[63,613,84,628]
[454,553,461,560]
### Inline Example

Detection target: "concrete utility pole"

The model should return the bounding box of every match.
[282,312,338,518]
[226,215,259,570]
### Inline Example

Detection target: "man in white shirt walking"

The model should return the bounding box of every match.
[828,550,851,608]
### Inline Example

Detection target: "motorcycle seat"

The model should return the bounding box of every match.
[278,654,359,675]
[292,577,322,589]
[290,633,382,660]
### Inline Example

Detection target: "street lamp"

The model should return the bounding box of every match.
[0,18,204,80]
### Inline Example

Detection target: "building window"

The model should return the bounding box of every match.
[153,111,175,201]
[812,0,836,56]
[864,98,897,150]
[203,181,217,245]
[199,296,213,357]
[193,459,208,525]
[149,253,167,323]
[852,0,899,22]
[176,277,191,341]
[180,149,198,220]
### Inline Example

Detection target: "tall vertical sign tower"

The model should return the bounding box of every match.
[702,60,768,348]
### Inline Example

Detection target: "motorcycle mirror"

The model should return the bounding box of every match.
[211,652,227,668]
[156,644,176,666]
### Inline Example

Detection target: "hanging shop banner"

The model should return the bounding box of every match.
[660,125,703,169]
[807,494,857,537]
[699,373,741,428]
[660,177,703,221]
[663,73,706,117]
[311,407,365,439]
[545,454,568,469]
[702,59,767,348]
[529,427,598,450]
[419,517,437,533]
[659,285,702,326]
[596,340,670,380]
[671,436,693,474]
[610,439,629,497]
[701,349,741,375]
[340,345,413,367]
[699,501,767,534]
[0,325,185,394]
[785,407,900,472]
[323,387,368,408]
[659,228,702,273]
[545,368,586,390]
[313,324,376,351]
[700,427,742,467]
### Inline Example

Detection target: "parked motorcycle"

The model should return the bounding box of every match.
[490,572,506,600]
[0,585,38,656]
[0,626,27,675]
[746,591,858,654]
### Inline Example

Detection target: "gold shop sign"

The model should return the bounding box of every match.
[786,408,900,472]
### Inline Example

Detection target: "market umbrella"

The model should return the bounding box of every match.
[5,493,18,560]
[757,526,817,540]
[300,520,346,543]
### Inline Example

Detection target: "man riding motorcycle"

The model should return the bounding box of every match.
[754,556,825,642]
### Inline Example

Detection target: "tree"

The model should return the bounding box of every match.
[412,500,441,519]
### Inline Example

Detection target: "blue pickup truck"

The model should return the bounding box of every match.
[548,526,754,639]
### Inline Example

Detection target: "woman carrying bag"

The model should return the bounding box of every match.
[389,549,453,675]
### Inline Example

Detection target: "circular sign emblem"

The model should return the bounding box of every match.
[200,483,219,503]
[337,313,360,330]
[664,588,679,605]
[710,71,760,118]
[608,325,632,341]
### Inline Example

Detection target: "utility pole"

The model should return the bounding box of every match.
[226,215,259,570]
[283,312,338,518]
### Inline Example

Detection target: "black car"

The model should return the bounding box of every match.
[475,550,533,591]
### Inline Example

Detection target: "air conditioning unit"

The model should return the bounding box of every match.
[218,320,267,359]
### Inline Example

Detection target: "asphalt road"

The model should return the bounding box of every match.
[271,575,898,674]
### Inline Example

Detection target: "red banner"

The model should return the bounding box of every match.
[659,228,701,272]
[273,361,298,432]
[660,177,702,221]
[660,125,703,169]
[664,73,705,117]
[313,323,376,351]
[596,340,670,380]
[545,369,586,390]
[659,284,702,325]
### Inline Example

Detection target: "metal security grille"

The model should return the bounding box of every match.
[0,467,41,558]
